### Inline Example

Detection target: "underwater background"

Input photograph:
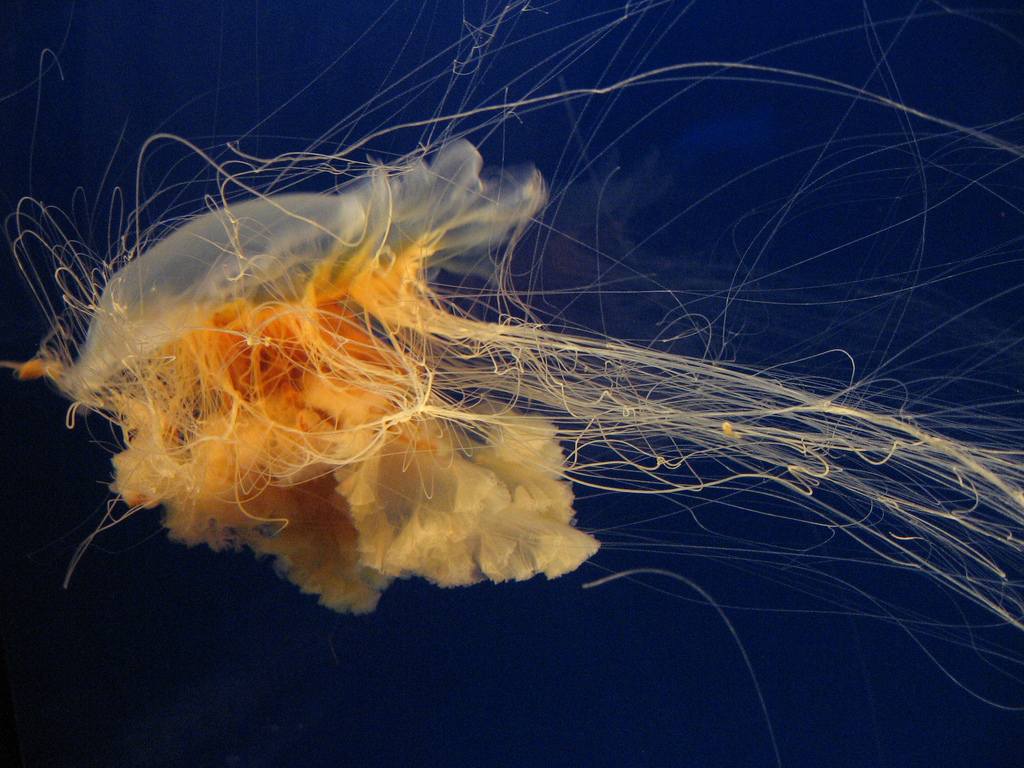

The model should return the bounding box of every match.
[2,1,1024,766]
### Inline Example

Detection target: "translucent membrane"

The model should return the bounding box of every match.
[23,140,601,613]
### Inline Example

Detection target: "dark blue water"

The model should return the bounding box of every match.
[2,2,1023,766]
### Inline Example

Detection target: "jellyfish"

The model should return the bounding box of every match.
[12,129,1024,626]
[3,1,1024,765]
[14,139,604,613]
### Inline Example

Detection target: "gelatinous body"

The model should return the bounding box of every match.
[40,140,598,612]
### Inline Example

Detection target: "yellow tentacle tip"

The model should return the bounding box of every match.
[1,358,60,381]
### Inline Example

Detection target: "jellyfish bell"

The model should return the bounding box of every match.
[14,139,605,614]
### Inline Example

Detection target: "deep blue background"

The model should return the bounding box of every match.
[2,2,1024,767]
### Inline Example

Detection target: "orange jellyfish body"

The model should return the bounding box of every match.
[34,140,599,613]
